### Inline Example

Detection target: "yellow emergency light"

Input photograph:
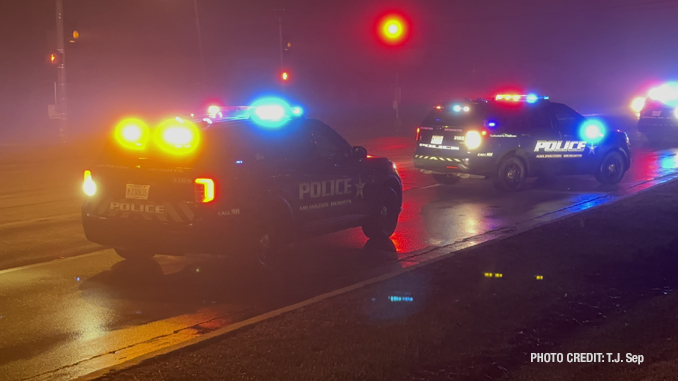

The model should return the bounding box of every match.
[114,118,150,150]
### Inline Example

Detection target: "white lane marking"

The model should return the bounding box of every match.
[0,250,108,276]
[75,173,678,381]
[0,212,81,230]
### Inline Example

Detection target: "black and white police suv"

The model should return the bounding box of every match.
[414,94,631,191]
[81,101,402,266]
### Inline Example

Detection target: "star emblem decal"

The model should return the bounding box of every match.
[355,176,366,199]
[588,144,597,155]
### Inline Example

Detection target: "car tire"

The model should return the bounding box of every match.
[492,156,527,192]
[362,186,401,239]
[595,151,626,185]
[114,248,156,260]
[433,174,461,185]
[252,208,289,270]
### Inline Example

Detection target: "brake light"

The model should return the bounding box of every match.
[195,178,215,203]
[83,170,96,196]
[415,127,421,141]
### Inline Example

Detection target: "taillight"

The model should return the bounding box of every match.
[195,178,215,203]
[465,131,482,149]
[83,170,96,196]
[415,127,421,141]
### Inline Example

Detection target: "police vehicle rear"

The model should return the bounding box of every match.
[414,94,631,191]
[81,101,402,266]
[637,90,678,144]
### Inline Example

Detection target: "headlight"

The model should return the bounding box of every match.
[465,131,482,149]
[83,170,96,196]
[674,107,678,119]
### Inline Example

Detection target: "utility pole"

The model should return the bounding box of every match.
[55,0,67,140]
[278,13,285,94]
[394,72,402,131]
[193,0,206,91]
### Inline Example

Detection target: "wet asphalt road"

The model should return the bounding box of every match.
[2,132,678,380]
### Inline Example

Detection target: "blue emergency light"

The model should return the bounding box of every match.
[580,119,606,142]
[495,94,549,102]
[249,97,305,128]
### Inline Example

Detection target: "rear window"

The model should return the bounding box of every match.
[642,99,672,112]
[99,119,308,168]
[421,103,531,130]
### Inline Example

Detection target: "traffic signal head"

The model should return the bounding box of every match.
[47,52,63,65]
[377,13,409,46]
[281,71,289,81]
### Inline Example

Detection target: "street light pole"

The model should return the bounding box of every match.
[55,0,68,139]
[192,0,206,90]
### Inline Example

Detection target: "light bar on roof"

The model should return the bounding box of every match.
[495,94,549,102]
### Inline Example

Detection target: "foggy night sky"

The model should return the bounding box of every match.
[0,0,677,141]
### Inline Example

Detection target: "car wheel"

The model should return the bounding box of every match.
[433,174,461,185]
[595,151,626,185]
[362,186,401,239]
[114,248,156,260]
[253,210,289,270]
[492,156,527,192]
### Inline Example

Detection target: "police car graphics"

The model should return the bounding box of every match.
[81,99,402,266]
[414,94,631,191]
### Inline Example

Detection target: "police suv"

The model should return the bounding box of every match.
[638,97,678,144]
[414,94,631,191]
[81,101,402,266]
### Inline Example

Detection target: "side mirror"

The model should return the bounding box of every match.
[352,146,368,160]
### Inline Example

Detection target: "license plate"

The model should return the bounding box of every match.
[126,184,150,200]
[431,135,444,145]
[652,111,661,116]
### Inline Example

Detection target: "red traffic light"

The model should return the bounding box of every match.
[376,13,409,46]
[47,52,63,65]
[281,71,289,81]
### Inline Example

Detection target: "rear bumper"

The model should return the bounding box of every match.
[413,153,495,176]
[638,119,678,136]
[82,211,254,255]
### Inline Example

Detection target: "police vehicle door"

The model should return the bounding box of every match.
[549,104,588,174]
[298,121,369,227]
[521,108,563,175]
